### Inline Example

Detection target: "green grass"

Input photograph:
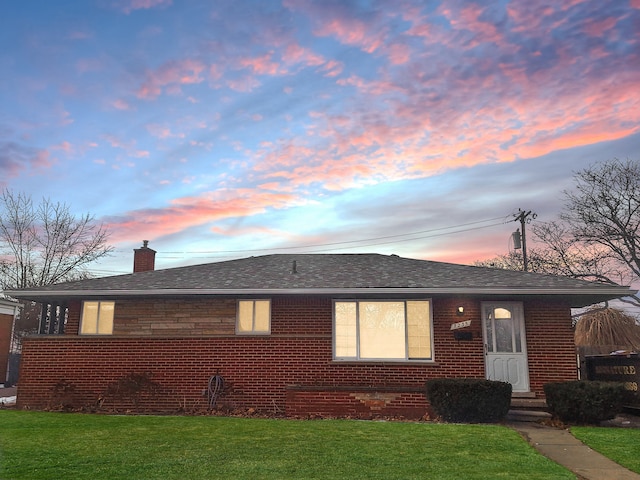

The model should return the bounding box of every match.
[0,411,574,480]
[571,426,640,474]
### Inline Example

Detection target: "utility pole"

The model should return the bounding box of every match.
[513,209,537,272]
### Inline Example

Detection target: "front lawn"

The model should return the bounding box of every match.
[571,426,640,474]
[0,411,573,479]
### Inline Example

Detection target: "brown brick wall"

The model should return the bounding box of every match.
[17,295,576,418]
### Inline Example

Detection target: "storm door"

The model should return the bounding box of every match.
[482,302,530,392]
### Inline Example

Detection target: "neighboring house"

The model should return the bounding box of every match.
[0,298,21,386]
[3,243,635,418]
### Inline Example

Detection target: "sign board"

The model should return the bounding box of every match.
[585,354,639,407]
[450,320,471,331]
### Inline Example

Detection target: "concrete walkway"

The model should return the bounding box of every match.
[510,420,640,480]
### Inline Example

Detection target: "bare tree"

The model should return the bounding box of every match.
[476,158,640,307]
[0,190,113,289]
[531,220,632,286]
[562,159,640,284]
[474,248,550,273]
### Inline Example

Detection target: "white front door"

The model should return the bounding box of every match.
[482,302,530,392]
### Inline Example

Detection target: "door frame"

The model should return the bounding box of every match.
[481,301,530,393]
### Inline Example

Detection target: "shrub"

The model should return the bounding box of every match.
[99,372,163,413]
[425,378,512,423]
[544,381,627,424]
[48,379,78,412]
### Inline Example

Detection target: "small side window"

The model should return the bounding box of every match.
[237,300,270,334]
[80,301,114,335]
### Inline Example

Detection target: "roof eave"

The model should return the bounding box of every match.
[5,286,635,303]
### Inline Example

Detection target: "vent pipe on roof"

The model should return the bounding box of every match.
[291,260,298,274]
[133,240,156,273]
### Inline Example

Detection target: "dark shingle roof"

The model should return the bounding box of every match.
[4,253,634,307]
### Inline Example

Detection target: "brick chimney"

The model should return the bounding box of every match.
[133,240,156,273]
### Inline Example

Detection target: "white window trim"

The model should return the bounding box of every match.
[332,299,434,362]
[236,299,271,335]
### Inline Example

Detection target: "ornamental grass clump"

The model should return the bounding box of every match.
[425,378,512,423]
[575,307,640,350]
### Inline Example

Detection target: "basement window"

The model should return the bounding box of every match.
[334,300,433,361]
[236,300,271,335]
[80,301,114,335]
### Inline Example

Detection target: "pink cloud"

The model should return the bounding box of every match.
[146,124,184,139]
[320,60,343,77]
[102,134,149,159]
[0,143,53,182]
[282,43,325,67]
[284,0,387,54]
[507,1,583,35]
[31,150,53,169]
[582,16,617,37]
[258,182,285,191]
[244,30,640,197]
[137,59,205,99]
[316,17,384,53]
[239,53,283,75]
[386,43,411,65]
[105,189,299,242]
[226,75,261,93]
[336,75,405,96]
[115,0,172,15]
[254,142,314,171]
[437,3,511,52]
[51,141,74,154]
[112,99,132,110]
[209,64,224,81]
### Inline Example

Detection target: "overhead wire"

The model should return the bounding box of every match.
[88,214,513,274]
[156,215,511,256]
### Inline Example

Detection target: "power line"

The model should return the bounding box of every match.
[156,215,511,256]
[287,220,508,254]
[91,215,512,273]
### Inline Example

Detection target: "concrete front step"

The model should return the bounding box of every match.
[509,396,549,422]
[510,397,547,410]
[507,409,552,422]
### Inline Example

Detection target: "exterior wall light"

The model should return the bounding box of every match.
[457,306,464,316]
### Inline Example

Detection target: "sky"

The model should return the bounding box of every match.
[1,0,639,277]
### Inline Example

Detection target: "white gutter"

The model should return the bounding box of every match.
[0,299,22,315]
[4,286,635,298]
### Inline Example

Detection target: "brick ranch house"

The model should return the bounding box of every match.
[4,243,634,418]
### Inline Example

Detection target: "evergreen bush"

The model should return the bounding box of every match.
[425,378,512,423]
[544,380,627,424]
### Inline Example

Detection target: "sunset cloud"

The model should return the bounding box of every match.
[136,59,206,99]
[239,53,284,76]
[2,0,639,274]
[114,0,172,15]
[105,189,300,242]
